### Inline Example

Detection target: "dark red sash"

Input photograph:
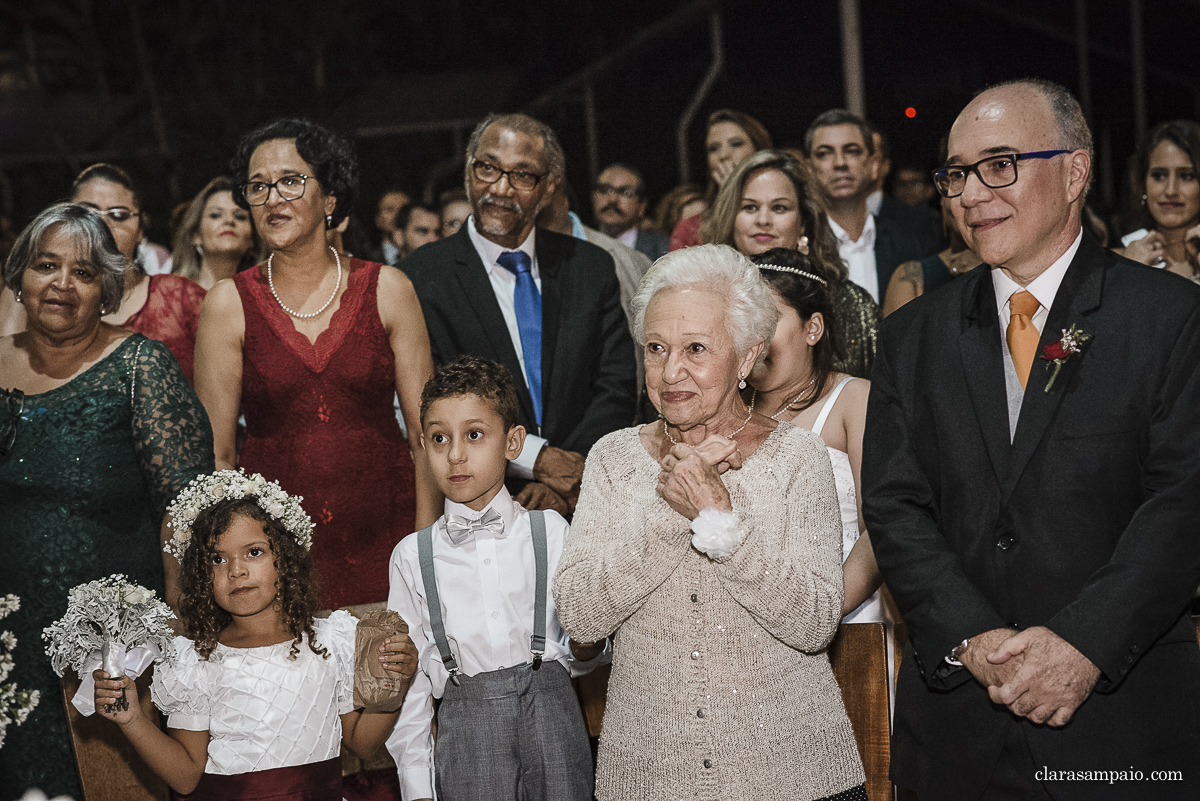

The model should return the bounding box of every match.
[178,757,342,801]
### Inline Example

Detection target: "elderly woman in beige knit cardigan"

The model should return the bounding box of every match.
[554,244,866,801]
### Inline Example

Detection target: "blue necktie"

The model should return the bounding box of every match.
[496,250,543,426]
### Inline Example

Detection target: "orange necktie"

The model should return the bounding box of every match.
[1007,290,1041,389]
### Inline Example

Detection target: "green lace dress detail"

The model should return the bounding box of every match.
[831,280,882,379]
[0,334,214,798]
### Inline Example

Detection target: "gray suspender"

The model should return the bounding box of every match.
[417,510,549,686]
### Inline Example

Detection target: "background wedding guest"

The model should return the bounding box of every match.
[748,247,882,621]
[653,182,706,240]
[374,186,412,265]
[195,117,439,611]
[669,109,772,251]
[1115,119,1200,281]
[170,176,260,290]
[0,203,214,798]
[71,163,207,382]
[701,149,880,379]
[891,163,938,208]
[866,126,943,255]
[804,110,927,304]
[592,162,669,262]
[438,190,472,238]
[555,244,865,801]
[403,112,636,515]
[392,201,441,261]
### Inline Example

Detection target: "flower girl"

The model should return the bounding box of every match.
[93,470,417,801]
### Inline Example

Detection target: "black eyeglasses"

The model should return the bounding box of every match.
[932,150,1073,198]
[1,388,24,459]
[470,160,545,191]
[594,183,640,200]
[241,174,313,206]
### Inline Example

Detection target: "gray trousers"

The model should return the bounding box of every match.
[435,661,594,801]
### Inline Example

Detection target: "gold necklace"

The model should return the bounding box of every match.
[662,398,755,446]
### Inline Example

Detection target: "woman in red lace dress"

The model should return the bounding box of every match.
[195,119,439,611]
[71,164,206,382]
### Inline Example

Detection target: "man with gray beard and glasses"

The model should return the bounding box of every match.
[402,113,637,515]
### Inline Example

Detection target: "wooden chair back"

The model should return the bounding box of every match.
[828,622,893,801]
[62,669,168,801]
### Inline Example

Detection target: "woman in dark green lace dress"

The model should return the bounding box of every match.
[701,149,881,378]
[0,203,213,799]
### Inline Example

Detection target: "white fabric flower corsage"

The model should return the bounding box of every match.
[690,507,743,560]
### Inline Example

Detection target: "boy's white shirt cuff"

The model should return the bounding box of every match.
[399,765,435,801]
[507,434,548,479]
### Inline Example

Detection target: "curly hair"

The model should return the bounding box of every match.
[701,149,847,283]
[229,118,359,228]
[750,248,843,414]
[179,497,326,661]
[420,355,521,431]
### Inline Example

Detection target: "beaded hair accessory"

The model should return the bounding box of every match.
[164,469,314,563]
[757,263,828,286]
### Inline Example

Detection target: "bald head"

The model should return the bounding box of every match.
[946,80,1092,281]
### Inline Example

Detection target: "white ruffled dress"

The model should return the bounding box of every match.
[150,610,357,775]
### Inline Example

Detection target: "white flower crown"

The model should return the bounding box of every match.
[165,469,314,563]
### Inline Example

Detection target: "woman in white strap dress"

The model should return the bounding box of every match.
[747,248,884,622]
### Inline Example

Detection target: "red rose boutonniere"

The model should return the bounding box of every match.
[1041,324,1091,392]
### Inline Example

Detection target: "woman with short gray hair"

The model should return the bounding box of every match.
[555,244,866,801]
[0,203,214,798]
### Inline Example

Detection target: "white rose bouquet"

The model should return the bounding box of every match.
[0,594,40,750]
[42,575,176,716]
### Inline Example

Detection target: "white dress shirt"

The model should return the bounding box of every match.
[465,216,547,476]
[990,227,1082,438]
[385,487,610,799]
[617,227,639,249]
[866,189,884,217]
[828,213,880,302]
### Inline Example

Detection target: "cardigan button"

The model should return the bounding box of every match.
[697,709,705,718]
[691,651,700,660]
[703,759,712,769]
[690,593,698,602]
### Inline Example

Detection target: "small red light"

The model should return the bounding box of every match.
[905,107,917,118]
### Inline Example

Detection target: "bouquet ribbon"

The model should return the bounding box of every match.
[71,641,162,716]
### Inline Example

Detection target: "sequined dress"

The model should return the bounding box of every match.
[0,335,214,798]
[830,280,881,380]
[235,260,416,610]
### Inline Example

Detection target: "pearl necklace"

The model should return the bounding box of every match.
[662,397,755,447]
[267,246,342,319]
[756,376,817,422]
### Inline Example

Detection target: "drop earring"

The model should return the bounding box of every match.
[13,290,21,303]
[194,244,204,261]
[1141,194,1148,207]
[326,214,333,228]
[738,373,747,390]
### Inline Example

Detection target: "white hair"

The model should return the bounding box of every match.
[631,244,779,362]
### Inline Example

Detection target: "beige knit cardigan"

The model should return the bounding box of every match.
[554,423,865,801]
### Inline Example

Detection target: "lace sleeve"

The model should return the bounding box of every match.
[127,336,215,518]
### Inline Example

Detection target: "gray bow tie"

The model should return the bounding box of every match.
[444,507,505,547]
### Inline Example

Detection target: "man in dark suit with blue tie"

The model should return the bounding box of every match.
[863,79,1200,800]
[403,113,637,514]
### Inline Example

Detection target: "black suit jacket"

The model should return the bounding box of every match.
[872,215,927,299]
[862,235,1200,800]
[633,228,669,263]
[878,193,945,256]
[402,225,637,456]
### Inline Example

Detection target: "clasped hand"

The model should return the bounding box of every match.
[517,446,586,514]
[963,626,1100,727]
[657,435,738,520]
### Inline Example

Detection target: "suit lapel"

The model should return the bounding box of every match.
[535,230,564,427]
[958,270,1012,485]
[450,228,537,427]
[1002,237,1105,498]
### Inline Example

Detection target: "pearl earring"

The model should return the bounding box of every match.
[13,290,21,303]
[738,373,747,390]
[1141,194,1148,207]
[326,214,333,228]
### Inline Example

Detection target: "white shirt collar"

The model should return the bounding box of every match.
[827,212,876,250]
[991,228,1083,320]
[466,215,537,277]
[617,227,639,249]
[442,484,516,534]
[866,190,883,216]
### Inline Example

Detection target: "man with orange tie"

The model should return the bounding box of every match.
[862,78,1200,800]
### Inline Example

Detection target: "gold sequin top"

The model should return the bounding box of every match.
[554,424,865,801]
[831,280,882,379]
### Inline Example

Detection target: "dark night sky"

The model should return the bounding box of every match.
[0,0,1196,235]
